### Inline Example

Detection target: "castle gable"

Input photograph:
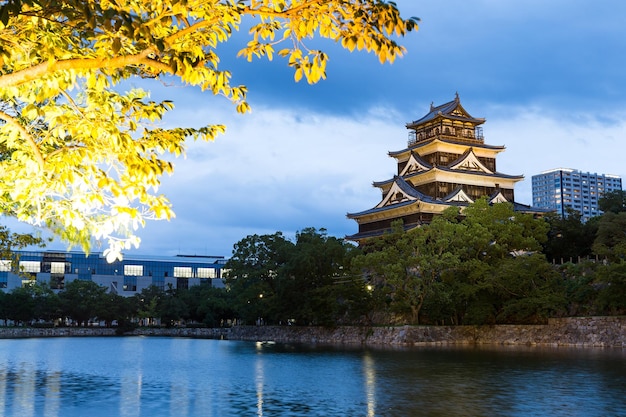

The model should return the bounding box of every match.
[448,148,493,174]
[489,190,509,204]
[375,176,431,209]
[444,187,474,203]
[376,181,416,208]
[399,152,432,176]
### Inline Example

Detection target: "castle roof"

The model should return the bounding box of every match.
[347,176,464,219]
[406,93,485,129]
[388,138,505,158]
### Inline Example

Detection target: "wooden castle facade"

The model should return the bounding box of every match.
[347,94,537,242]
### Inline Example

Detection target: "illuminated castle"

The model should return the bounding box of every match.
[347,94,537,241]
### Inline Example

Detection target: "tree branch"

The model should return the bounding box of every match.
[0,109,46,169]
[241,0,322,19]
[0,49,161,88]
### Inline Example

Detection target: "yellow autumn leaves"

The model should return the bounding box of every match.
[0,0,417,259]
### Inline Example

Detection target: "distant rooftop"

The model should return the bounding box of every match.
[538,168,621,178]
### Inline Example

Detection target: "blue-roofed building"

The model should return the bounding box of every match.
[532,168,623,222]
[347,94,544,242]
[0,250,227,294]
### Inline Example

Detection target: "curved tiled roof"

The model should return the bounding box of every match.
[372,178,394,188]
[347,176,458,218]
[389,137,505,157]
[346,199,418,219]
[345,222,420,241]
[434,164,524,180]
[406,95,485,128]
[376,164,523,186]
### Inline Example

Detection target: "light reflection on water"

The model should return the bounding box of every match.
[0,336,624,416]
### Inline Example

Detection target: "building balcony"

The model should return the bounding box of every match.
[408,128,484,147]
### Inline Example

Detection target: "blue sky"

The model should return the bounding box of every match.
[14,0,626,257]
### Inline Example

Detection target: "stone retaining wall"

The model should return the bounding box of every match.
[0,317,623,347]
[0,327,117,338]
[227,316,626,347]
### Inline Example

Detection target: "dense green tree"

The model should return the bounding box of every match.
[542,209,598,264]
[31,282,61,323]
[354,213,462,325]
[160,286,188,326]
[4,285,36,324]
[598,190,626,214]
[0,291,6,324]
[0,282,59,325]
[557,261,600,316]
[226,228,360,325]
[355,199,559,325]
[594,261,626,315]
[182,284,235,327]
[97,292,132,327]
[59,279,108,325]
[225,232,294,324]
[489,254,567,324]
[592,212,626,262]
[278,227,359,326]
[460,198,549,260]
[445,199,554,324]
[133,285,166,325]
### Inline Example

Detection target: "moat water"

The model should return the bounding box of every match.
[0,337,625,416]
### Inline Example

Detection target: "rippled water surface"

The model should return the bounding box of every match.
[0,336,625,416]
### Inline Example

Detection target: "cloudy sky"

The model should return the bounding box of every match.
[17,0,626,257]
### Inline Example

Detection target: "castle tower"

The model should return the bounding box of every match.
[347,94,530,242]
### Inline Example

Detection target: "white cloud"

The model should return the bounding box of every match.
[488,106,626,204]
[5,0,626,258]
[131,105,405,256]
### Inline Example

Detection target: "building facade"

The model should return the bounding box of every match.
[532,168,623,222]
[347,94,540,241]
[0,250,227,295]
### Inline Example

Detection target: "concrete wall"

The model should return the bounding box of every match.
[0,317,623,347]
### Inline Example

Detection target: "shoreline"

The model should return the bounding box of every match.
[0,316,624,348]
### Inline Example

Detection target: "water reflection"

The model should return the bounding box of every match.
[42,339,62,417]
[254,343,265,417]
[0,338,624,416]
[120,337,143,417]
[15,360,35,417]
[169,338,190,417]
[362,351,376,417]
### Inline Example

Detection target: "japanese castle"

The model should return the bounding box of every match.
[347,94,539,242]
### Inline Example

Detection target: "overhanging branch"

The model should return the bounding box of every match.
[0,49,163,88]
[0,109,46,169]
